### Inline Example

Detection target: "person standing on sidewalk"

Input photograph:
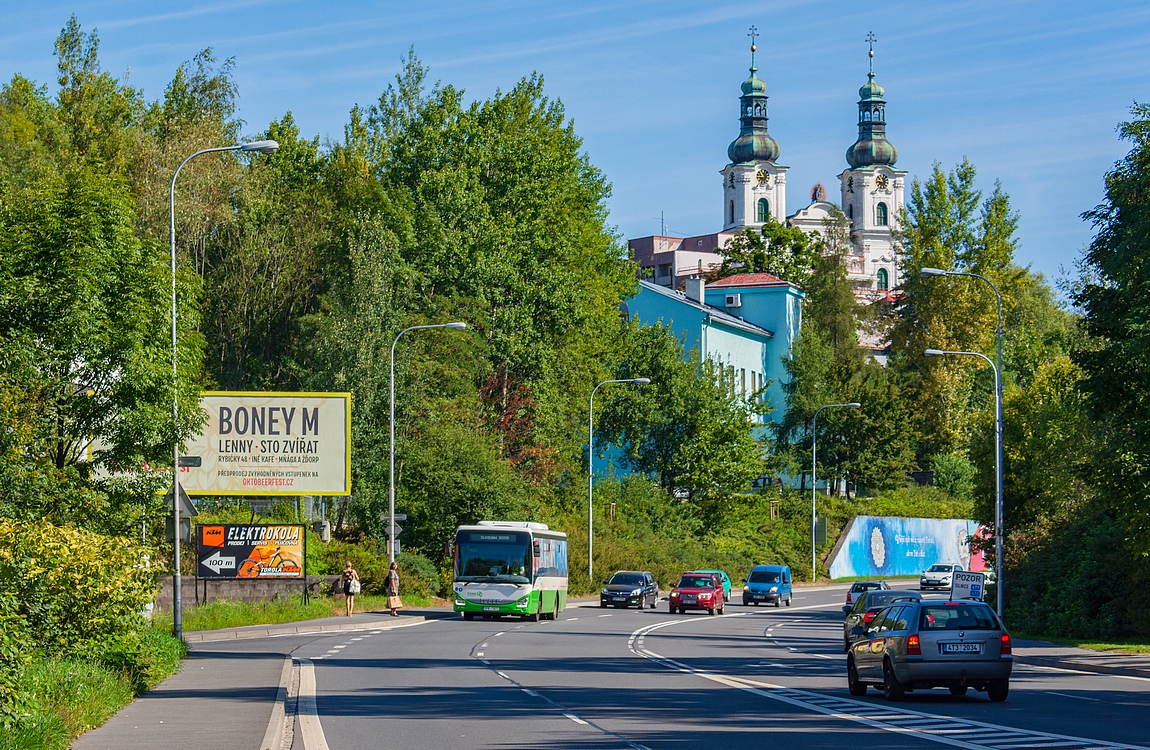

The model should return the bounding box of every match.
[386,561,402,617]
[342,561,360,616]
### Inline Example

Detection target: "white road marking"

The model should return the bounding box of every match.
[476,652,484,657]
[1018,662,1150,684]
[496,671,510,679]
[1044,691,1101,702]
[495,632,505,636]
[627,619,1142,750]
[481,659,490,664]
[481,643,489,647]
[297,659,331,750]
[811,653,835,660]
[522,688,540,697]
[351,637,364,641]
[599,614,612,617]
[564,713,588,725]
[567,617,579,621]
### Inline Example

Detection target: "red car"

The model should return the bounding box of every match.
[669,571,726,615]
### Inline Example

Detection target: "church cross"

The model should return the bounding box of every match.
[748,26,758,70]
[866,31,876,73]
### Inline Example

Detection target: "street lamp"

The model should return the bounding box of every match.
[169,139,278,640]
[588,377,651,582]
[811,402,860,582]
[921,266,1005,619]
[389,322,467,563]
[924,347,1003,615]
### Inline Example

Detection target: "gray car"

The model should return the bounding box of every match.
[846,600,1012,702]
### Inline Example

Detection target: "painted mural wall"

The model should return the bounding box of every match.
[827,516,988,580]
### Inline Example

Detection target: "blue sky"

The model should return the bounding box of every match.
[3,1,1149,282]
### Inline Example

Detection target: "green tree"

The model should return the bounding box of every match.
[890,160,1021,459]
[1074,102,1150,553]
[596,320,763,502]
[0,166,204,524]
[711,216,821,287]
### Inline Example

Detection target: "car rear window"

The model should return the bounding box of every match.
[749,571,781,583]
[920,604,998,630]
[867,591,920,608]
[850,582,882,593]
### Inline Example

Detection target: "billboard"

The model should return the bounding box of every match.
[827,516,988,580]
[181,392,351,496]
[197,524,304,579]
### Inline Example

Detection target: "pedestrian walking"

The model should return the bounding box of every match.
[386,561,402,616]
[342,561,360,617]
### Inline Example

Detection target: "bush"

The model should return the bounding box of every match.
[0,521,154,656]
[395,552,438,599]
[0,710,70,750]
[930,454,976,500]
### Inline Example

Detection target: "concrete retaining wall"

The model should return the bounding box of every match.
[153,575,345,612]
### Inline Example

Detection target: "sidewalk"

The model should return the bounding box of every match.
[73,607,453,750]
[1013,639,1150,679]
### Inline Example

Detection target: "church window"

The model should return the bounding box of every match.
[729,200,735,224]
[877,268,890,290]
[876,201,889,226]
[863,110,871,122]
[847,204,854,219]
[754,104,762,116]
[757,198,769,223]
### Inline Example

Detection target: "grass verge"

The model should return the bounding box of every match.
[150,593,436,633]
[0,631,186,750]
[1012,631,1150,654]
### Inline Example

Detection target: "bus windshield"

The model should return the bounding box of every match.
[455,531,532,584]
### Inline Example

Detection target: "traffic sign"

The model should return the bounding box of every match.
[386,523,403,536]
[951,570,986,601]
[164,483,198,516]
[379,513,407,521]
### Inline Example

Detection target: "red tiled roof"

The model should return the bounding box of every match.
[709,272,789,287]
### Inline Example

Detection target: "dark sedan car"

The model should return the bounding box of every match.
[600,570,659,609]
[843,580,889,614]
[846,600,1012,702]
[843,589,922,651]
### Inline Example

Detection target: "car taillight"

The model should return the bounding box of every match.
[863,610,878,624]
[1000,633,1012,655]
[907,634,920,655]
[846,593,853,604]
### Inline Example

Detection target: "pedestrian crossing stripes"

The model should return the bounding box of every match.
[628,620,1145,750]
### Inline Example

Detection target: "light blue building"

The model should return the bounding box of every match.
[627,273,803,425]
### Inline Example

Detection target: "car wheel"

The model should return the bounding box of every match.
[987,680,1009,702]
[847,657,867,696]
[949,685,968,697]
[708,606,716,616]
[670,605,677,614]
[600,602,607,608]
[463,612,474,621]
[742,599,749,606]
[775,599,781,608]
[785,596,791,607]
[882,660,905,701]
[753,601,759,606]
[718,604,725,615]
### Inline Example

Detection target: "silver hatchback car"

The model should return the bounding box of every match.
[846,601,1012,702]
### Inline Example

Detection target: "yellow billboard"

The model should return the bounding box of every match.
[180,392,351,496]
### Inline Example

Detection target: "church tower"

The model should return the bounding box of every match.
[838,34,905,292]
[722,28,787,231]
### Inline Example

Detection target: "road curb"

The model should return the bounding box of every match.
[184,611,455,643]
[1014,654,1150,680]
[259,656,293,750]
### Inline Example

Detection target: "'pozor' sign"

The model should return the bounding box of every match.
[197,524,304,579]
[181,392,351,496]
[951,570,986,601]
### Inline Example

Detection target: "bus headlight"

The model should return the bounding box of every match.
[455,600,466,607]
[516,597,529,608]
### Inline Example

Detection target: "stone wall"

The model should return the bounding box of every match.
[153,574,345,612]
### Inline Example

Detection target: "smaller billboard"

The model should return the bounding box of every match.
[196,524,304,579]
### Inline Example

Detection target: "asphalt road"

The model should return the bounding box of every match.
[213,585,1150,749]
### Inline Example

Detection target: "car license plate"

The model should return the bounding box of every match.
[613,596,626,601]
[753,594,766,599]
[941,642,982,654]
[482,606,500,611]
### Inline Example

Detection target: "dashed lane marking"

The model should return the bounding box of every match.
[1044,691,1100,702]
[628,619,1146,750]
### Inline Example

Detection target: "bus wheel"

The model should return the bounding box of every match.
[527,608,541,623]
[463,612,474,621]
[552,599,560,620]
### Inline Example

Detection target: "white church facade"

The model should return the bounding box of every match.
[630,37,904,301]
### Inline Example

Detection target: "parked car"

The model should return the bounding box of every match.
[846,600,1012,702]
[742,565,793,607]
[843,589,922,651]
[843,580,889,614]
[920,563,964,591]
[669,572,726,615]
[601,570,659,609]
[698,569,732,599]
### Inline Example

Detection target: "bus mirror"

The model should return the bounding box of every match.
[533,540,541,557]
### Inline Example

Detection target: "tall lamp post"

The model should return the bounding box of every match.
[588,377,651,582]
[921,267,1005,619]
[389,323,467,563]
[924,348,1003,616]
[169,139,278,641]
[811,402,860,582]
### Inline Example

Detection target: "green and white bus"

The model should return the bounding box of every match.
[452,521,568,621]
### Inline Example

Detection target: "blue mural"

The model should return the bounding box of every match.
[828,516,988,579]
